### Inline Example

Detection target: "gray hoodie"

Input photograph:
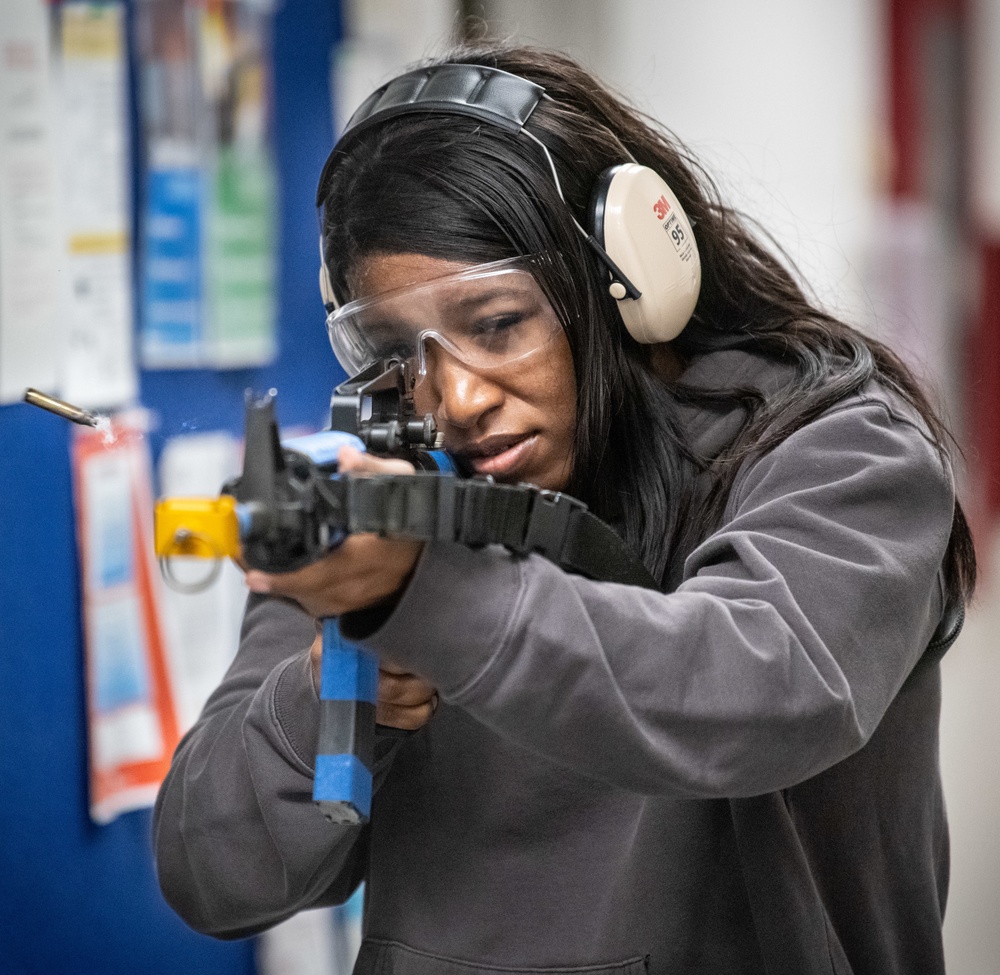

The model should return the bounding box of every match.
[154,350,955,975]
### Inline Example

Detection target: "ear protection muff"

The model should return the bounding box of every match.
[316,63,701,342]
[591,164,701,343]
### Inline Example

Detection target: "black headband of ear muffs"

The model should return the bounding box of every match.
[315,62,641,302]
[316,64,545,206]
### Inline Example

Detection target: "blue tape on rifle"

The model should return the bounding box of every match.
[314,753,373,816]
[282,430,366,466]
[320,620,378,703]
[427,449,458,474]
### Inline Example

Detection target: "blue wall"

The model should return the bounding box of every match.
[0,1,342,972]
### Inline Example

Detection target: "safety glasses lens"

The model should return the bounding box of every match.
[326,259,561,376]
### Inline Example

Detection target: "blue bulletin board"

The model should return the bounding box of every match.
[0,1,343,972]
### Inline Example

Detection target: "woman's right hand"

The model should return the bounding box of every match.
[243,446,424,619]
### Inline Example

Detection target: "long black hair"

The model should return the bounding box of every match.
[318,43,976,604]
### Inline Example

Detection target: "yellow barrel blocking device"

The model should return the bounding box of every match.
[154,496,241,561]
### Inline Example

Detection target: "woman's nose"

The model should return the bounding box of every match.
[419,344,503,430]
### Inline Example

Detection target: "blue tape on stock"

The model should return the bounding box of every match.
[320,620,378,703]
[314,753,373,816]
[282,430,365,466]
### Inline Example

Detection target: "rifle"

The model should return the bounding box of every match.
[155,359,452,825]
[154,357,657,825]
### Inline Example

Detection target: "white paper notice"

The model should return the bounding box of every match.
[0,0,61,403]
[56,2,137,410]
[157,431,246,732]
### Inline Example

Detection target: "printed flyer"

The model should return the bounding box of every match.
[72,415,180,823]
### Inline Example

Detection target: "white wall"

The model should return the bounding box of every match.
[483,3,1000,973]
[485,0,882,325]
[334,0,458,133]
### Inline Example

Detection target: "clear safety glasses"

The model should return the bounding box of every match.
[325,257,563,379]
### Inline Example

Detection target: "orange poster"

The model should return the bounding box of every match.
[71,416,179,823]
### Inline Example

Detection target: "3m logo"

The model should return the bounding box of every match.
[653,195,671,220]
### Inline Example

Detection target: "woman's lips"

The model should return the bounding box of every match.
[462,434,537,480]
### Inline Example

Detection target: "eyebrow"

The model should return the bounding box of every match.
[447,284,536,311]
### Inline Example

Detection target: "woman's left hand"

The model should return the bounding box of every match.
[243,446,424,619]
[308,631,438,730]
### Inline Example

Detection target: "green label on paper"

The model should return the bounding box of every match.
[205,144,277,367]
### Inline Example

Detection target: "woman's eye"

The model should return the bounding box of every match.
[365,322,414,360]
[370,335,416,362]
[472,313,524,338]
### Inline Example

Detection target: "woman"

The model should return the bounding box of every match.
[154,44,976,975]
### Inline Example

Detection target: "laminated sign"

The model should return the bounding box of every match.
[72,417,180,823]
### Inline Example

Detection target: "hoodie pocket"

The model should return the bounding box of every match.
[355,939,648,975]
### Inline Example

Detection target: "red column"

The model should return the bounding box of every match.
[886,0,1000,537]
[970,242,1000,515]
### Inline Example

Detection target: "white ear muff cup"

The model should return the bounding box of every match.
[591,163,701,344]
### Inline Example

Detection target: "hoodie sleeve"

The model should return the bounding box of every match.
[153,592,394,938]
[344,396,954,799]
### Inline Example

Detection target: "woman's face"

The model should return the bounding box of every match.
[347,253,578,492]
